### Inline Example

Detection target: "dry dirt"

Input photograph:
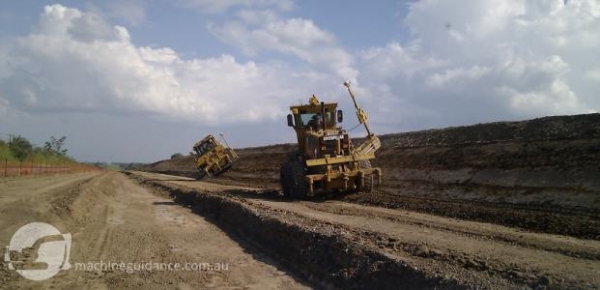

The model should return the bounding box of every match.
[122,171,600,289]
[0,172,309,289]
[1,170,599,289]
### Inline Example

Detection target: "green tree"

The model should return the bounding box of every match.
[171,153,184,159]
[9,135,33,161]
[44,136,68,156]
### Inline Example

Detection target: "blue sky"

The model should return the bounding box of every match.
[1,1,599,162]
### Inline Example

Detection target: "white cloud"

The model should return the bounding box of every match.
[426,66,491,89]
[174,0,294,13]
[237,9,278,26]
[360,42,446,79]
[209,17,336,55]
[0,4,337,125]
[0,97,9,118]
[498,78,579,114]
[0,44,12,79]
[208,13,357,80]
[2,1,599,140]
[585,69,600,82]
[106,0,147,26]
[357,0,599,130]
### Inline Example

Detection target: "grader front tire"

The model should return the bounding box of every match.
[281,162,308,200]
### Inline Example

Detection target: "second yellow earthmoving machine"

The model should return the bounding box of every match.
[280,81,382,199]
[192,134,239,179]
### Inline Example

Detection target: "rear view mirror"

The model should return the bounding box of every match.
[337,110,343,123]
[287,114,294,127]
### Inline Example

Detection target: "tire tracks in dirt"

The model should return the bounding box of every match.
[343,190,600,240]
[300,202,600,261]
[1,171,310,289]
[198,172,600,240]
[128,171,600,289]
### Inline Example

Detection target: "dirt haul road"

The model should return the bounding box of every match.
[1,171,599,289]
[0,172,308,289]
[126,171,599,289]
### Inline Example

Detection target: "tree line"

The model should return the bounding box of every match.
[0,135,75,164]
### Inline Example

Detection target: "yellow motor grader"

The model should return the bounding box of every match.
[280,81,382,199]
[192,134,239,179]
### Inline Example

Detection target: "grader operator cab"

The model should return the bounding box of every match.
[280,81,382,199]
[192,134,239,179]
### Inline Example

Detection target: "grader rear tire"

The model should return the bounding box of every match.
[358,160,373,193]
